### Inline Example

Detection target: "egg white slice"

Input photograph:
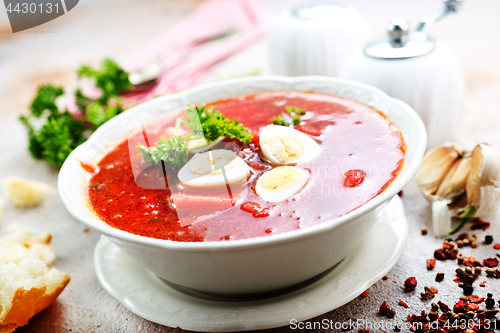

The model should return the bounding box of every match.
[259,125,321,165]
[188,136,224,153]
[178,149,250,188]
[255,166,310,203]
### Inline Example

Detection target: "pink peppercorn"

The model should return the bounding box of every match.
[404,277,417,291]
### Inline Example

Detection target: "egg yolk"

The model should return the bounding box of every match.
[261,167,304,191]
[188,151,238,176]
[262,134,305,163]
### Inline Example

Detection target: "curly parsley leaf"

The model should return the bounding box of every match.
[138,105,253,169]
[77,58,131,104]
[86,102,123,129]
[75,88,91,113]
[195,105,252,144]
[273,106,306,127]
[285,106,305,116]
[138,136,189,170]
[20,59,132,168]
[21,110,86,168]
[38,112,86,167]
[272,114,291,126]
[29,85,64,117]
[19,115,45,160]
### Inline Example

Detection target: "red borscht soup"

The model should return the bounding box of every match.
[86,91,405,242]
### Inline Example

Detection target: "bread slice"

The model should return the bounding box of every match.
[3,177,51,208]
[0,225,70,333]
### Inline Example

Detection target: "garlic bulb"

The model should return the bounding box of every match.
[417,142,500,236]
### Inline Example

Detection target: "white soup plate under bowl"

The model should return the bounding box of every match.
[58,76,426,295]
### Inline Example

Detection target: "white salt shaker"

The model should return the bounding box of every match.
[269,0,370,77]
[339,0,466,149]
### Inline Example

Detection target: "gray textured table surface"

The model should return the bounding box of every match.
[1,0,500,332]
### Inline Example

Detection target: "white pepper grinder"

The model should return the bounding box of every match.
[339,0,466,149]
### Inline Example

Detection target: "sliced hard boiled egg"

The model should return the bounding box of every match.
[178,149,250,188]
[255,166,310,203]
[188,136,224,153]
[259,125,321,165]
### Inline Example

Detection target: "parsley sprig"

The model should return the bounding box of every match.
[138,135,189,170]
[20,59,132,168]
[138,105,253,169]
[272,106,306,127]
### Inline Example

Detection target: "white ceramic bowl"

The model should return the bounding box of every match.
[58,76,426,295]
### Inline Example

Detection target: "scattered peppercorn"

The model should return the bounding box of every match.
[404,277,417,291]
[457,240,464,248]
[474,266,482,274]
[465,266,473,274]
[486,268,495,276]
[457,256,464,265]
[485,235,494,244]
[431,302,439,311]
[461,283,474,296]
[434,247,458,260]
[463,238,470,246]
[379,301,390,316]
[460,295,469,301]
[435,272,445,282]
[471,241,479,248]
[486,294,495,309]
[420,292,428,300]
[387,308,396,318]
[474,259,482,266]
[421,228,427,235]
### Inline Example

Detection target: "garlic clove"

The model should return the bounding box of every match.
[418,142,500,236]
[432,199,452,237]
[435,156,472,200]
[476,186,500,216]
[466,144,500,216]
[417,143,460,198]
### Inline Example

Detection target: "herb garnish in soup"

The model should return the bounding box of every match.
[85,91,405,242]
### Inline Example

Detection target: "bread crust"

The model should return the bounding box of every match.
[0,273,70,333]
[0,226,70,332]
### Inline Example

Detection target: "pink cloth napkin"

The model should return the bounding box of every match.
[121,0,270,102]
